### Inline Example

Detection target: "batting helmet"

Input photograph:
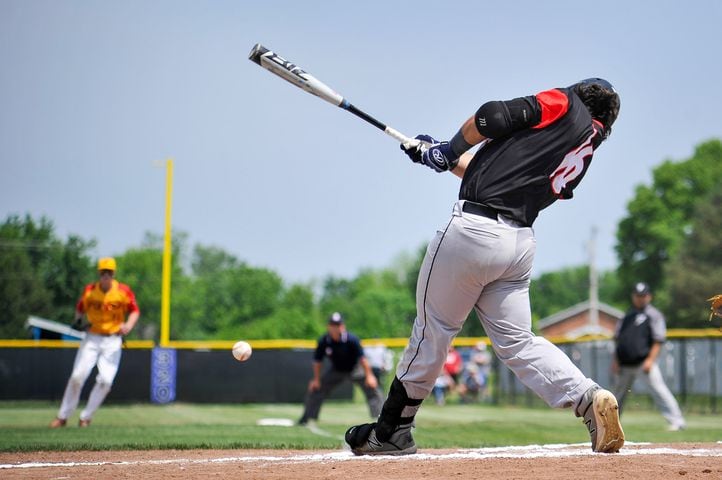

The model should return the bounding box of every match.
[576,77,616,92]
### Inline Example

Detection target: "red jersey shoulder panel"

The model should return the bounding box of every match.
[76,283,97,312]
[532,89,569,129]
[117,282,140,313]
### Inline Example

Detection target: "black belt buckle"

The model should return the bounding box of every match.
[462,201,499,220]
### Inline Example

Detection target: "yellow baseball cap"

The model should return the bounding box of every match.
[97,257,117,271]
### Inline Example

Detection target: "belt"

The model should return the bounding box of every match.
[461,201,502,220]
[461,201,528,227]
[89,331,120,337]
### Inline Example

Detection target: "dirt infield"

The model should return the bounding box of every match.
[2,443,721,479]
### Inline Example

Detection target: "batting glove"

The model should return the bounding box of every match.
[400,134,437,164]
[421,141,459,173]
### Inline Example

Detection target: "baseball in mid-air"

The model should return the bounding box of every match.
[232,340,252,362]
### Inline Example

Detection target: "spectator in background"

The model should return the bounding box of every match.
[612,282,686,431]
[458,363,483,403]
[298,312,384,426]
[458,342,492,403]
[431,370,455,406]
[443,345,463,384]
[363,342,394,388]
[430,345,464,405]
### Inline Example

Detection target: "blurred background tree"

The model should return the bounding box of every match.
[665,181,722,328]
[530,267,622,324]
[615,139,722,314]
[2,138,720,338]
[0,215,94,338]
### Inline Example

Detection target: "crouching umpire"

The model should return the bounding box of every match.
[298,312,383,425]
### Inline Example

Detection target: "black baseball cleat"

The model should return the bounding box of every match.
[345,422,417,456]
[578,388,625,453]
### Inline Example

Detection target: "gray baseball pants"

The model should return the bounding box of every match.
[395,201,596,418]
[301,363,384,421]
[613,363,685,427]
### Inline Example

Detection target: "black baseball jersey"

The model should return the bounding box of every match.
[459,87,606,227]
[313,331,364,372]
[614,304,667,366]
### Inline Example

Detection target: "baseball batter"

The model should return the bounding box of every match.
[346,79,624,455]
[49,257,140,428]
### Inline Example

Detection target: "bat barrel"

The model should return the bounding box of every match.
[248,43,267,65]
[249,43,412,145]
[249,44,345,107]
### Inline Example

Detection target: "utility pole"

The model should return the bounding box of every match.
[588,226,599,329]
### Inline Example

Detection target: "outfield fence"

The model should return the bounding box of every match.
[0,331,720,412]
[493,332,722,413]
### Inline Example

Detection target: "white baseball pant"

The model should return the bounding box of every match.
[57,333,123,421]
[395,201,596,417]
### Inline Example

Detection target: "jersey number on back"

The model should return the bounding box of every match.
[549,131,595,197]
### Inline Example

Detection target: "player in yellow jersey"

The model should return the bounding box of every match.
[50,257,140,428]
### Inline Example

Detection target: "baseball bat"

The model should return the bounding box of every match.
[248,44,416,146]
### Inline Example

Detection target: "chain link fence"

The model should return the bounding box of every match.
[489,337,721,413]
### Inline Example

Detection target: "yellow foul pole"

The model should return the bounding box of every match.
[160,158,174,347]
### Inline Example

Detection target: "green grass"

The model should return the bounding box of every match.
[1,400,720,452]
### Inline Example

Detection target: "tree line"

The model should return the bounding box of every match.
[1,139,721,340]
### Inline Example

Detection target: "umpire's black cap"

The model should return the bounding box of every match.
[328,312,344,325]
[632,282,651,295]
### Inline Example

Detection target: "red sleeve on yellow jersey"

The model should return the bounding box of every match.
[118,283,140,314]
[532,89,569,129]
[75,283,95,312]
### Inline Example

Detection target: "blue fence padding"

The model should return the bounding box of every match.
[150,347,177,404]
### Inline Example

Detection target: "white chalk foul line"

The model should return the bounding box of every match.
[304,422,345,441]
[2,443,721,469]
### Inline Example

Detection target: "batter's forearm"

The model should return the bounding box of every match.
[449,117,486,159]
[459,115,486,145]
[451,151,474,179]
[448,116,487,179]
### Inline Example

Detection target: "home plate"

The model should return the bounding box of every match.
[257,418,295,427]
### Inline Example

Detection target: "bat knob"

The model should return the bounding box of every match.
[402,139,420,150]
[402,139,431,153]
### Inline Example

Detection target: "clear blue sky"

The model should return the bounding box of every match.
[2,1,721,284]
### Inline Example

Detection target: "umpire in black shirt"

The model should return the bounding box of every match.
[298,312,383,425]
[612,282,686,431]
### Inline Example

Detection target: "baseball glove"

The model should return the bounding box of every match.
[707,294,722,322]
[70,317,89,332]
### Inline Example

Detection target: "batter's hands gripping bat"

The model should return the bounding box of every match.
[248,44,421,150]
